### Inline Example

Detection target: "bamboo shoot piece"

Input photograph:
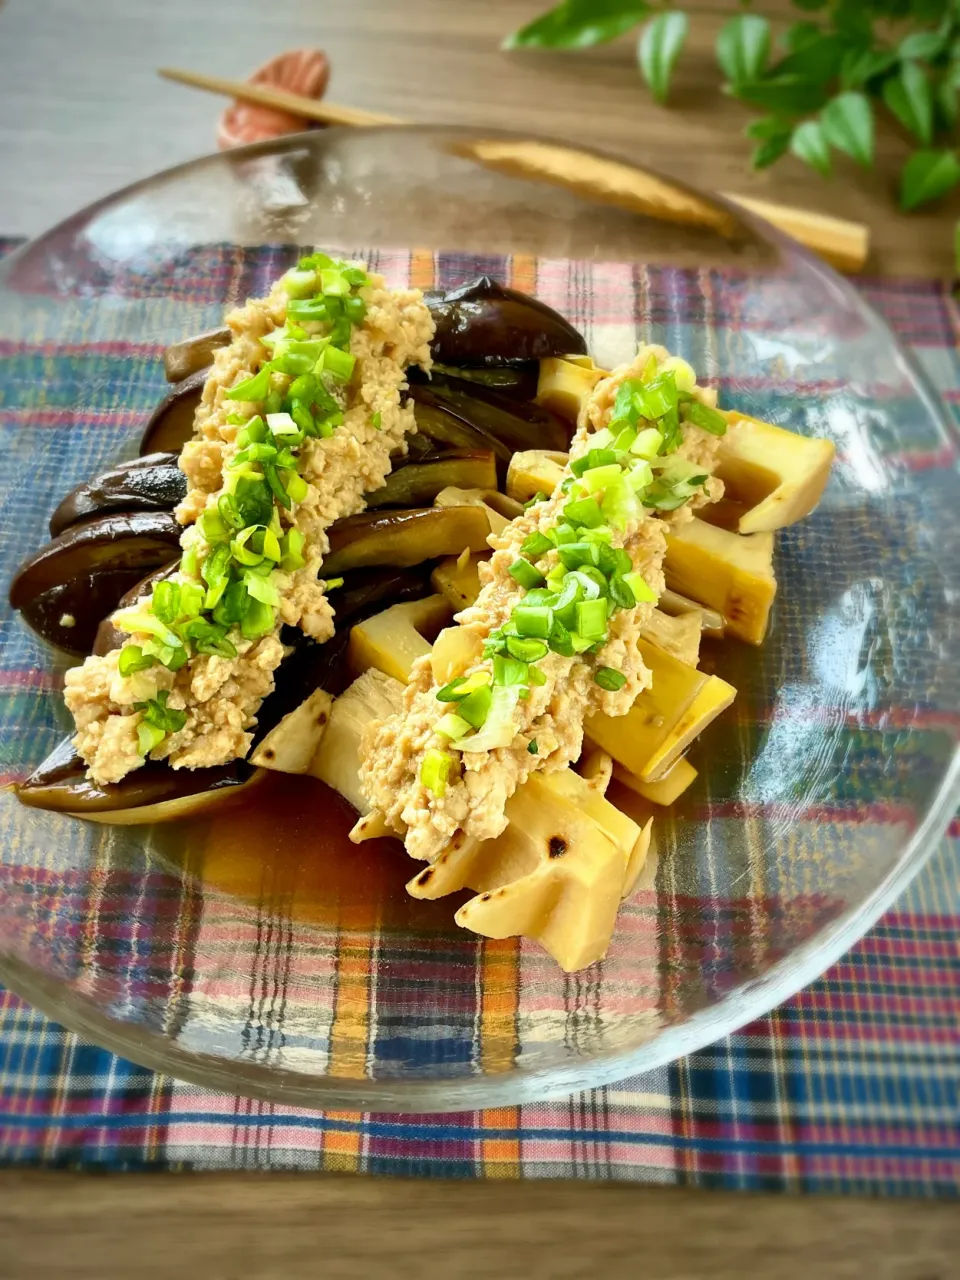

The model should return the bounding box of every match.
[309,669,405,811]
[717,411,835,534]
[505,449,568,504]
[587,637,736,782]
[250,689,333,774]
[614,756,698,806]
[535,357,603,424]
[664,518,776,646]
[348,594,453,684]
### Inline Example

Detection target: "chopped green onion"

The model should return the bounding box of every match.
[458,684,493,729]
[266,412,300,437]
[523,491,548,510]
[283,470,308,504]
[527,739,539,755]
[563,497,604,529]
[240,597,275,639]
[225,366,271,402]
[631,427,663,458]
[152,580,181,625]
[281,268,318,297]
[507,558,545,590]
[435,713,472,742]
[529,665,547,686]
[557,541,601,571]
[682,400,727,436]
[263,462,291,510]
[212,581,248,627]
[179,582,205,618]
[371,411,382,430]
[118,644,155,677]
[624,571,657,603]
[576,599,608,640]
[325,576,344,590]
[280,529,306,571]
[505,635,549,663]
[492,655,530,687]
[594,667,627,691]
[320,267,350,296]
[608,574,636,610]
[200,508,230,544]
[580,463,622,495]
[322,345,356,381]
[286,297,329,323]
[457,685,521,752]
[243,571,280,607]
[520,530,553,559]
[513,604,553,639]
[420,747,453,796]
[137,719,166,756]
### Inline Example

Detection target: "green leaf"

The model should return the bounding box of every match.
[503,0,649,50]
[790,119,832,177]
[840,47,898,90]
[771,34,848,85]
[752,134,791,170]
[716,14,770,86]
[637,11,689,104]
[781,21,821,54]
[937,76,958,128]
[884,62,934,145]
[733,75,830,116]
[744,115,792,141]
[899,30,947,62]
[821,91,874,167]
[900,149,960,211]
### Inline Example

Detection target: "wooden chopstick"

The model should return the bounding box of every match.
[158,66,869,272]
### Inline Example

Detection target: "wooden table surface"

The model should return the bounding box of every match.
[0,0,957,274]
[0,0,957,1273]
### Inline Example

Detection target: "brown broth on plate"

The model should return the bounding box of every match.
[152,771,468,934]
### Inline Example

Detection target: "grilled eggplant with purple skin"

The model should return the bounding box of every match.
[49,453,187,535]
[424,277,587,366]
[323,506,492,576]
[139,369,206,455]
[409,374,571,458]
[9,512,182,655]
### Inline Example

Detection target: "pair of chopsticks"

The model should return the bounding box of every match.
[158,66,869,274]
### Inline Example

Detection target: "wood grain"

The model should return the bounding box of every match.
[2,1171,959,1279]
[0,0,955,273]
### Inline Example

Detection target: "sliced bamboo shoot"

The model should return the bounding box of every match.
[348,594,452,684]
[664,518,776,646]
[588,637,735,782]
[614,756,698,806]
[431,552,487,611]
[250,689,333,774]
[505,448,568,504]
[536,357,603,423]
[308,669,405,811]
[717,411,835,534]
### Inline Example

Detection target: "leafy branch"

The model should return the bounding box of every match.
[503,0,960,215]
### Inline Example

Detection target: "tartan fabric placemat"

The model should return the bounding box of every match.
[0,236,957,1195]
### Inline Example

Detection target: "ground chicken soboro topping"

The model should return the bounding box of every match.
[359,345,725,864]
[65,261,434,785]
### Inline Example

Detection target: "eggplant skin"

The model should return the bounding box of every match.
[16,735,255,817]
[425,276,587,367]
[49,453,187,536]
[323,506,492,576]
[366,450,497,510]
[9,512,182,654]
[409,373,571,456]
[139,369,205,456]
[163,328,230,384]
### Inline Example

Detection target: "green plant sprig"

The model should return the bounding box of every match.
[504,0,960,215]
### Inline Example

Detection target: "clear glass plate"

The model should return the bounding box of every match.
[0,127,957,1112]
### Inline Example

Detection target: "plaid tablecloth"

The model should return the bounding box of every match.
[0,238,957,1194]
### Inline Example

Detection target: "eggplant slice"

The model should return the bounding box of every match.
[50,453,187,536]
[323,506,492,576]
[163,327,230,384]
[366,450,497,510]
[16,735,260,823]
[9,512,182,655]
[425,276,587,366]
[409,374,571,457]
[139,369,206,456]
